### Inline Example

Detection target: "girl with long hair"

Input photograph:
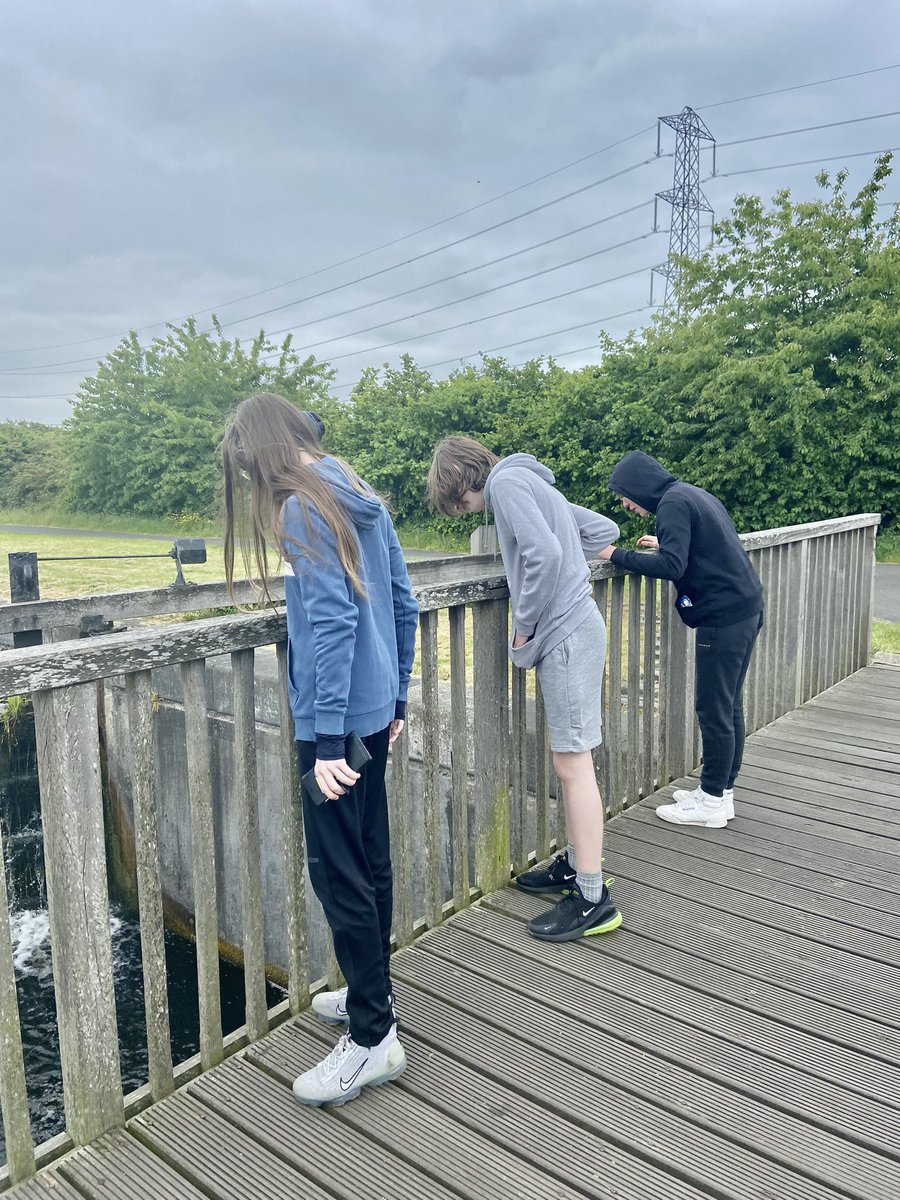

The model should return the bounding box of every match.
[222,392,419,1106]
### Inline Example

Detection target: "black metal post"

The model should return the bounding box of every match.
[8,552,43,648]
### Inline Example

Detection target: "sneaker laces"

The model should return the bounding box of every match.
[318,1032,356,1078]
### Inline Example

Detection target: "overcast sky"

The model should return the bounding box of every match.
[1,0,898,425]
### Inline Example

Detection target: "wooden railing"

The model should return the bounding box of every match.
[0,513,879,1187]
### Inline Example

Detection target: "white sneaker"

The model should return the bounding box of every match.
[657,785,729,828]
[291,1027,406,1107]
[311,986,397,1027]
[672,785,734,821]
[311,986,349,1025]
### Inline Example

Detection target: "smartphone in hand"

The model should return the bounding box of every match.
[301,732,372,805]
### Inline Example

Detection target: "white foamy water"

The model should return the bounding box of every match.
[11,910,126,980]
[11,909,52,979]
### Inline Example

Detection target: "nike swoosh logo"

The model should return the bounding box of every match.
[581,908,596,918]
[340,1058,368,1090]
[562,873,576,881]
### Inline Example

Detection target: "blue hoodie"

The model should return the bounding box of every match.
[282,457,419,747]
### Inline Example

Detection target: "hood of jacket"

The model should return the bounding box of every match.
[608,451,678,514]
[313,455,383,529]
[483,453,555,507]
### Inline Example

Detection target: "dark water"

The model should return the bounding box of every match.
[0,706,283,1165]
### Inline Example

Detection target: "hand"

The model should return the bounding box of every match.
[388,718,405,746]
[636,535,659,549]
[314,757,360,801]
[596,545,616,561]
[512,631,532,649]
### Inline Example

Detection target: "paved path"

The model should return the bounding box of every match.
[0,524,451,559]
[875,562,900,622]
[16,662,900,1200]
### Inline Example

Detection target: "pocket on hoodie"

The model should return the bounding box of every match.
[509,636,540,670]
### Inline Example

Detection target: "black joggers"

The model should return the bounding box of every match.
[298,726,394,1048]
[695,609,764,796]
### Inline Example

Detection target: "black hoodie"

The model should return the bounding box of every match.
[608,451,763,628]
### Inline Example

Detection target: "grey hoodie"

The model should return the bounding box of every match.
[483,454,620,669]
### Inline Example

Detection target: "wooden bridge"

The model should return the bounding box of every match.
[2,513,897,1200]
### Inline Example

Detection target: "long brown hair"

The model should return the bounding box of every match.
[222,392,371,599]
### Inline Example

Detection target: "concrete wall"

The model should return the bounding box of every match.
[102,654,526,982]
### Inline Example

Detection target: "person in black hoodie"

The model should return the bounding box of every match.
[597,452,764,828]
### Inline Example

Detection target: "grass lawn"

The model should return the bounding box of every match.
[1,532,228,601]
[873,619,900,655]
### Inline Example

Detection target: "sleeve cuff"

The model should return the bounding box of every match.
[394,699,407,721]
[516,623,536,639]
[315,733,346,760]
[314,708,347,736]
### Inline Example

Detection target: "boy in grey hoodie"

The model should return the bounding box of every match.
[428,437,622,941]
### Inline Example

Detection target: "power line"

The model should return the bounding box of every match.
[307,262,657,366]
[718,109,900,149]
[263,231,662,357]
[696,62,900,111]
[331,303,653,389]
[5,63,900,362]
[0,131,655,358]
[710,145,900,180]
[0,158,661,376]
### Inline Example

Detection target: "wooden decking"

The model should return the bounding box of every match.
[13,662,900,1200]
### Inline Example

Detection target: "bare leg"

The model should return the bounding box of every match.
[552,750,604,875]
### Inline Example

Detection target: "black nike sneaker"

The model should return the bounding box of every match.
[527,881,622,942]
[516,851,577,894]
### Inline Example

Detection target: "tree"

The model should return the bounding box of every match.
[66,320,335,518]
[0,422,72,508]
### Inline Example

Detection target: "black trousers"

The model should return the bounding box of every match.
[695,610,764,795]
[298,727,394,1047]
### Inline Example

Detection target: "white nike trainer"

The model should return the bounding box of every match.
[291,1027,406,1107]
[311,986,398,1027]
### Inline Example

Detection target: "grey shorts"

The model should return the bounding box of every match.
[536,605,607,754]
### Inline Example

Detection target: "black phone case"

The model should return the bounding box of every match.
[302,732,372,806]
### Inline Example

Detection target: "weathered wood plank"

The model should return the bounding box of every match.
[0,826,36,1183]
[606,575,625,816]
[132,1090,335,1199]
[641,575,658,797]
[180,659,224,1070]
[448,605,469,910]
[510,665,528,873]
[613,814,900,916]
[57,1129,211,1200]
[390,957,869,1200]
[193,1055,460,1200]
[419,610,442,929]
[276,641,307,1013]
[125,671,174,1102]
[32,683,124,1144]
[534,679,551,860]
[487,882,900,1063]
[264,1018,687,1200]
[388,712,413,949]
[472,599,510,895]
[0,614,287,697]
[435,907,900,1151]
[625,574,642,808]
[231,649,268,1042]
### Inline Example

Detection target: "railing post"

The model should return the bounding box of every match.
[0,824,35,1182]
[32,682,124,1143]
[472,598,510,895]
[861,521,878,667]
